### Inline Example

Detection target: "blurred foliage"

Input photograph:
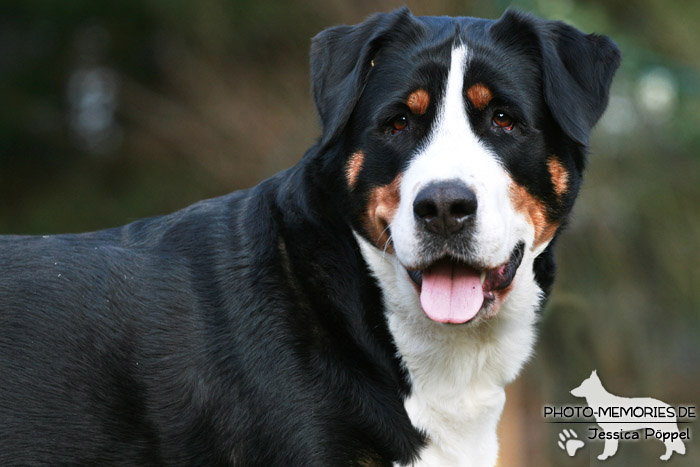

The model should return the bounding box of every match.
[1,0,698,465]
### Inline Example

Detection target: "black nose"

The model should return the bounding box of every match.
[413,181,478,235]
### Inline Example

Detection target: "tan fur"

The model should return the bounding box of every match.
[346,151,365,188]
[509,181,559,249]
[406,89,430,115]
[466,83,493,110]
[364,175,402,252]
[547,156,568,197]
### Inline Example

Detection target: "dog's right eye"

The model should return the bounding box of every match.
[492,111,514,131]
[390,115,409,134]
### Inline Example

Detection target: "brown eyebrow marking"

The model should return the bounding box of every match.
[547,156,569,197]
[345,151,364,189]
[406,89,430,115]
[467,83,493,110]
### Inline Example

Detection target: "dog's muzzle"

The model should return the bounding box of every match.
[403,179,525,324]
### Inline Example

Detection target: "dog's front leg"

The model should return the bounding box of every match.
[598,435,619,460]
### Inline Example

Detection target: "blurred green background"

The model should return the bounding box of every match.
[1,0,698,465]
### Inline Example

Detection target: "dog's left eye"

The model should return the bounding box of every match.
[492,111,514,131]
[391,116,409,134]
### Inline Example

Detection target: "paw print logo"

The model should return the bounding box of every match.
[558,428,585,457]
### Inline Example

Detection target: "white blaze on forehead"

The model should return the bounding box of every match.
[390,45,534,268]
[441,45,472,139]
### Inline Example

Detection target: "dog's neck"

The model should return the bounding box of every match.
[355,233,540,466]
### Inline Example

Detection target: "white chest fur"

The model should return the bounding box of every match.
[355,234,540,467]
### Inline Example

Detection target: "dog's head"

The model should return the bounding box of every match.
[570,370,602,398]
[311,8,620,324]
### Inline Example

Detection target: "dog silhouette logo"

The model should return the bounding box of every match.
[570,370,687,461]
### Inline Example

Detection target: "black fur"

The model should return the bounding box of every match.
[0,8,619,466]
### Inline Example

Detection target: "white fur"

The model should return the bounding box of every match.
[357,234,539,467]
[356,45,546,466]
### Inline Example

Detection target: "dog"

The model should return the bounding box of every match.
[571,370,686,461]
[0,8,619,466]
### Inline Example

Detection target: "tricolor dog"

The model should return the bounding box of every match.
[0,8,619,466]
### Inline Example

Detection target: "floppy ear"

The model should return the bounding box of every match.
[492,11,621,146]
[310,7,418,148]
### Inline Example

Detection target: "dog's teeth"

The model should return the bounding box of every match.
[480,271,486,285]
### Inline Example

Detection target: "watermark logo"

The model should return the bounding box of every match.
[557,428,584,457]
[544,370,695,461]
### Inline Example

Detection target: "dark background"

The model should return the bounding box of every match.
[2,0,698,465]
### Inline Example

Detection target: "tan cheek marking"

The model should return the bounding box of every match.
[548,157,569,197]
[467,83,493,111]
[406,89,429,115]
[345,151,364,189]
[509,182,560,249]
[365,175,402,253]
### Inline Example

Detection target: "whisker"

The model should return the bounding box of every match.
[376,224,393,259]
[382,234,393,258]
[376,224,391,245]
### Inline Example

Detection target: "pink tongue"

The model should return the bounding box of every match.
[420,261,484,323]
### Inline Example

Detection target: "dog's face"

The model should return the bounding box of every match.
[312,9,619,325]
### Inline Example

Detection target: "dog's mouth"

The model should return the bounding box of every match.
[406,242,525,324]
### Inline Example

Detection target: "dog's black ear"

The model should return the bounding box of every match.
[492,11,621,146]
[310,7,419,148]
